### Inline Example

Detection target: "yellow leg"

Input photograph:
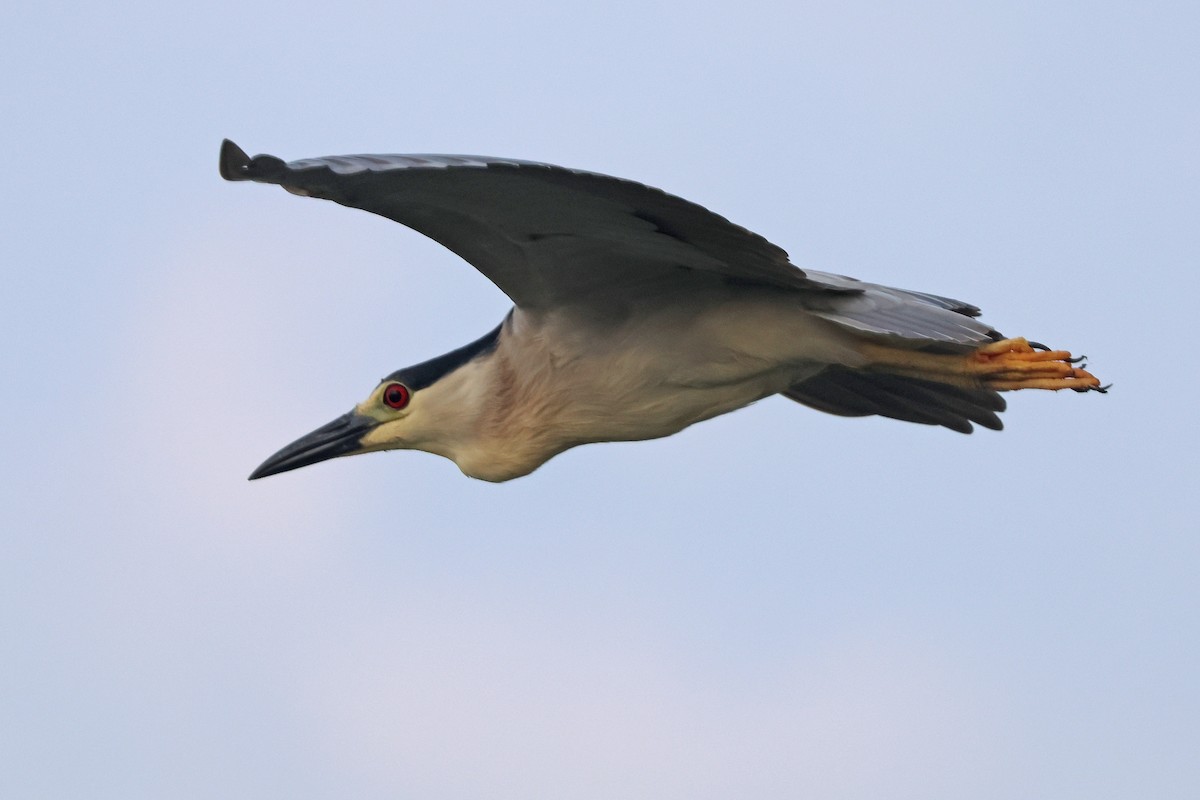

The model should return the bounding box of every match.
[860,337,1106,392]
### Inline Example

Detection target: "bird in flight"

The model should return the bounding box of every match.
[221,140,1103,482]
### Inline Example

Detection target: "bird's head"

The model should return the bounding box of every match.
[248,324,503,480]
[247,379,422,480]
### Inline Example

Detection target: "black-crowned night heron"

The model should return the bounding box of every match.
[220,140,1103,483]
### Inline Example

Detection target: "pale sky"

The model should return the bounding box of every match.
[2,2,1197,798]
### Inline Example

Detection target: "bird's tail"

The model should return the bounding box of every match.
[782,337,1104,433]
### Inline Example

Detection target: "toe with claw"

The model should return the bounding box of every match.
[971,337,1104,392]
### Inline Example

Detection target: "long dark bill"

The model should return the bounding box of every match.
[248,411,377,480]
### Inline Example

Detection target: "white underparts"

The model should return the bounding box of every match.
[384,295,871,481]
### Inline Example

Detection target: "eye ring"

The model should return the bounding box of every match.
[382,382,411,410]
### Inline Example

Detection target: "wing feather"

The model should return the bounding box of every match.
[221,140,1002,348]
[801,270,1001,348]
[219,140,839,309]
[782,368,1006,433]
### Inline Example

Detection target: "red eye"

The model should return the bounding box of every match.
[383,383,411,410]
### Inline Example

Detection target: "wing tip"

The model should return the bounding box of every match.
[219,139,252,181]
[219,139,288,183]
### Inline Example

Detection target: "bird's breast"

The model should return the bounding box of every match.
[452,296,862,480]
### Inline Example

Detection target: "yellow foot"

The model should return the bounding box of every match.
[970,337,1106,392]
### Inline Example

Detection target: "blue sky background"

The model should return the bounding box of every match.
[2,2,1197,798]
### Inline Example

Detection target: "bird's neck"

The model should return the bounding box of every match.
[414,346,577,482]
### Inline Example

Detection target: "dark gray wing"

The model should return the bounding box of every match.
[782,368,1006,433]
[219,140,844,309]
